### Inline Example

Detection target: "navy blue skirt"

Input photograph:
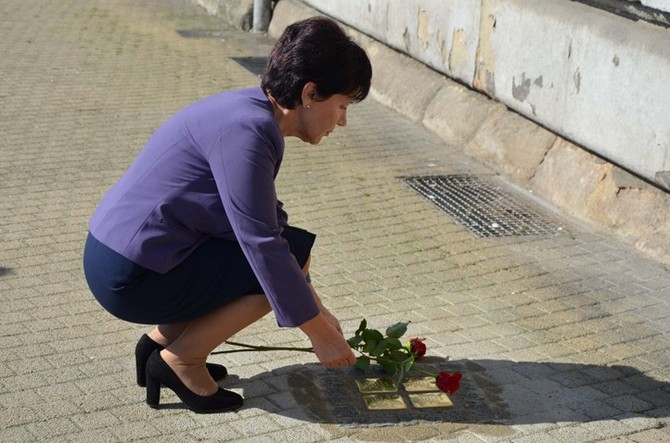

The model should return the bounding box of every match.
[83,227,315,324]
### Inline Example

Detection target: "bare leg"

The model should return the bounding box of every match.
[161,293,272,396]
[157,256,312,396]
[147,322,189,347]
[150,255,312,348]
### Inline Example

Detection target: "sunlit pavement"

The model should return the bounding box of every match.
[1,1,669,441]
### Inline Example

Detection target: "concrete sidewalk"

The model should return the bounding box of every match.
[1,0,669,441]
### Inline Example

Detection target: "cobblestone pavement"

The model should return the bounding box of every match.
[1,0,670,441]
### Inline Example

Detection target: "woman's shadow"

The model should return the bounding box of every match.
[208,357,670,427]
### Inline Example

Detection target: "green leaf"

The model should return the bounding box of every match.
[386,337,402,350]
[381,362,397,375]
[362,339,377,354]
[385,322,409,339]
[377,356,398,375]
[355,356,370,370]
[355,319,367,336]
[371,339,388,357]
[362,329,384,342]
[377,355,393,365]
[347,336,364,347]
[391,349,411,362]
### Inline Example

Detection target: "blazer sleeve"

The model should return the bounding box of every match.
[207,122,319,327]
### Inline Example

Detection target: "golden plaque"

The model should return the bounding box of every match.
[408,392,454,408]
[355,378,398,393]
[363,394,407,410]
[402,377,440,392]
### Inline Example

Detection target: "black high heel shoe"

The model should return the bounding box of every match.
[135,334,228,387]
[145,350,243,413]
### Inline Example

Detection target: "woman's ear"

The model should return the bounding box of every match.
[301,82,318,108]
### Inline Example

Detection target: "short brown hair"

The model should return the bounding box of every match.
[261,17,372,109]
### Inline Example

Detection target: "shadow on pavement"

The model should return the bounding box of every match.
[209,358,670,426]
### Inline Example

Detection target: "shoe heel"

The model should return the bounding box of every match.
[135,334,161,387]
[145,350,243,413]
[146,374,160,408]
[135,334,227,388]
[136,355,147,387]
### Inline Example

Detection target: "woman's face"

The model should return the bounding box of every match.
[297,93,353,145]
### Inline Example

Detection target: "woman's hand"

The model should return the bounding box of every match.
[320,305,344,336]
[300,313,355,368]
[307,283,343,335]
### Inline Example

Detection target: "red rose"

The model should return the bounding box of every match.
[436,371,462,395]
[409,338,426,359]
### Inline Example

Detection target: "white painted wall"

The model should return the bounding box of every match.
[641,0,670,13]
[302,0,670,189]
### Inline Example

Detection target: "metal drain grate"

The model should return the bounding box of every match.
[403,175,565,237]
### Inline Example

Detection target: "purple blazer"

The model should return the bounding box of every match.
[89,87,318,327]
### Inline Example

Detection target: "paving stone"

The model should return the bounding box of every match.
[1,0,670,441]
[629,427,670,442]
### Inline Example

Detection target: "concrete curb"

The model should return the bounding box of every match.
[208,0,670,267]
[194,0,253,30]
[4,1,670,440]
